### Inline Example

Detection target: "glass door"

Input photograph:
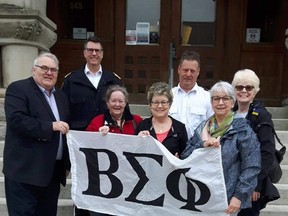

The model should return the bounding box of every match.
[171,0,225,90]
[115,0,225,103]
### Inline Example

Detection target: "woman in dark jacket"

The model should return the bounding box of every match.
[232,69,280,216]
[136,82,188,157]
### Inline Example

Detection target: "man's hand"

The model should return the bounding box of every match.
[52,121,69,134]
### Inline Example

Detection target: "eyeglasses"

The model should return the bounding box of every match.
[150,101,170,107]
[85,48,103,55]
[35,65,58,74]
[211,96,232,103]
[235,85,254,91]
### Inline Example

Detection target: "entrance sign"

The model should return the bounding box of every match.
[246,28,261,43]
[67,131,228,216]
[136,22,150,44]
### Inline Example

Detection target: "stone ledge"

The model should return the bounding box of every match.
[0,89,5,98]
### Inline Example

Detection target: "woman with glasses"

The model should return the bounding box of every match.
[136,82,188,157]
[181,81,261,215]
[232,69,280,216]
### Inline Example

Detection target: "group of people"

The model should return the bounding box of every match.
[2,36,280,216]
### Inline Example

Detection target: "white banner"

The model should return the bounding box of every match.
[67,130,228,216]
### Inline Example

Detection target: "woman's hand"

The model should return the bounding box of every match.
[225,196,241,214]
[138,130,150,137]
[99,125,110,135]
[203,136,221,148]
[251,191,261,201]
[174,152,179,158]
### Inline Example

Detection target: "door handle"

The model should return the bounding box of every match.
[285,28,288,50]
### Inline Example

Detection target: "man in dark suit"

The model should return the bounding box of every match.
[3,52,70,216]
[62,36,122,215]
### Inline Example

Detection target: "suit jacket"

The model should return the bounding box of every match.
[3,77,70,187]
[62,65,122,130]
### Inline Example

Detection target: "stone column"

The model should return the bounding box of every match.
[0,0,57,88]
[2,46,38,87]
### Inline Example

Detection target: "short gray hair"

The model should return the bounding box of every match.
[33,52,59,69]
[210,81,236,103]
[147,82,173,104]
[231,69,260,94]
[105,85,129,103]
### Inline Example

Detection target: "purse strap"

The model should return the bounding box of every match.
[255,122,285,147]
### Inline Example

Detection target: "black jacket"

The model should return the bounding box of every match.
[234,100,280,209]
[62,66,122,130]
[3,77,70,187]
[135,116,188,156]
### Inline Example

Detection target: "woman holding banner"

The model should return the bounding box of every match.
[181,81,261,215]
[136,82,188,157]
[86,85,142,135]
[86,84,142,216]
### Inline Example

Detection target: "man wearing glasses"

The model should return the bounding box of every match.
[61,36,122,216]
[62,36,123,132]
[3,52,70,216]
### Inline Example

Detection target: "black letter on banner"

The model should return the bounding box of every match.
[123,152,165,206]
[80,148,123,198]
[166,168,211,212]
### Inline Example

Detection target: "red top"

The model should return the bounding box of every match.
[86,113,143,135]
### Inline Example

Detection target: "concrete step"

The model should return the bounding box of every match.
[272,184,288,205]
[267,107,288,119]
[129,104,150,118]
[273,119,288,131]
[278,165,288,184]
[260,204,288,216]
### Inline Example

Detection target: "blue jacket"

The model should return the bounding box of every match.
[181,116,261,209]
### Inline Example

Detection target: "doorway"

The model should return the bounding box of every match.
[115,0,225,103]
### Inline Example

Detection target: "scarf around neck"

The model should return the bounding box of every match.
[208,112,234,138]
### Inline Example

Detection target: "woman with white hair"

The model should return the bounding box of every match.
[181,81,261,215]
[232,69,280,216]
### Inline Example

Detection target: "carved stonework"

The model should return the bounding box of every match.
[15,20,41,40]
[0,3,56,50]
[0,3,23,10]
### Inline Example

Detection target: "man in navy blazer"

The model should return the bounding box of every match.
[62,36,123,216]
[3,52,70,216]
[62,36,123,132]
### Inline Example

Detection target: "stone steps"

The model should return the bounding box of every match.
[0,104,288,216]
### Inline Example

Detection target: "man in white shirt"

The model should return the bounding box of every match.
[169,50,213,139]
